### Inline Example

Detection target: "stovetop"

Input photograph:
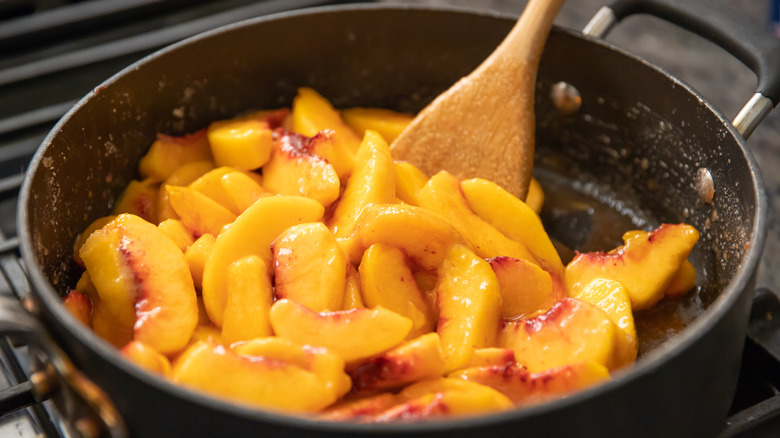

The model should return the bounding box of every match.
[0,0,779,437]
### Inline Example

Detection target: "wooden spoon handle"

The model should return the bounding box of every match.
[491,0,567,63]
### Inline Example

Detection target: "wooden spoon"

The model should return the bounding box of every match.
[390,0,567,199]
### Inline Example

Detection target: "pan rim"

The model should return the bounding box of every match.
[17,2,769,433]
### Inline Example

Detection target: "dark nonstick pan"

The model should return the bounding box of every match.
[8,0,778,437]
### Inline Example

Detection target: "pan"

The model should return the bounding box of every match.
[9,0,778,436]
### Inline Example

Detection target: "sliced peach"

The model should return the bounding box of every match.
[330,130,396,236]
[75,271,99,302]
[73,215,116,266]
[219,171,267,213]
[339,203,467,271]
[499,297,632,372]
[189,324,223,347]
[187,167,238,213]
[292,87,362,156]
[201,196,324,327]
[341,107,413,144]
[156,160,215,222]
[207,118,272,170]
[272,223,346,312]
[467,348,516,368]
[320,393,400,421]
[525,177,545,214]
[112,178,159,223]
[359,243,433,338]
[489,256,555,318]
[666,259,698,298]
[184,233,215,290]
[232,337,351,398]
[308,128,355,179]
[166,185,236,237]
[371,378,512,421]
[460,177,563,276]
[221,256,274,345]
[349,333,446,393]
[172,340,341,412]
[573,278,637,358]
[565,223,699,310]
[269,299,412,363]
[91,300,132,349]
[238,108,291,129]
[121,340,172,376]
[393,161,428,206]
[138,130,212,182]
[62,290,92,326]
[157,219,195,251]
[262,130,340,207]
[417,172,536,264]
[437,245,502,372]
[343,264,365,309]
[450,361,610,406]
[80,214,198,354]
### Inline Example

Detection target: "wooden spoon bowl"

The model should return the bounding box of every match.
[390,0,567,199]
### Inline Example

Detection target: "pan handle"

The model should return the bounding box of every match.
[0,294,127,438]
[583,0,780,139]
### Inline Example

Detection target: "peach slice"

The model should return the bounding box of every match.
[156,160,215,222]
[166,185,236,237]
[437,244,502,372]
[91,300,133,349]
[73,215,116,266]
[232,337,351,398]
[184,233,215,290]
[338,203,467,271]
[417,171,536,264]
[188,167,239,213]
[269,299,412,363]
[499,297,633,372]
[62,290,92,326]
[343,264,365,309]
[201,196,324,327]
[359,243,434,338]
[372,378,512,421]
[138,130,213,182]
[525,177,545,214]
[666,259,698,298]
[565,223,699,310]
[80,214,198,354]
[330,130,396,236]
[221,255,274,344]
[112,178,159,223]
[320,393,400,421]
[292,87,362,155]
[460,177,563,276]
[272,223,346,312]
[307,128,355,179]
[121,340,172,376]
[489,256,555,318]
[220,171,268,213]
[393,161,428,206]
[172,340,342,412]
[467,348,516,368]
[349,333,446,393]
[157,219,195,251]
[262,130,340,207]
[450,361,610,406]
[572,278,637,358]
[207,118,273,170]
[341,107,413,144]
